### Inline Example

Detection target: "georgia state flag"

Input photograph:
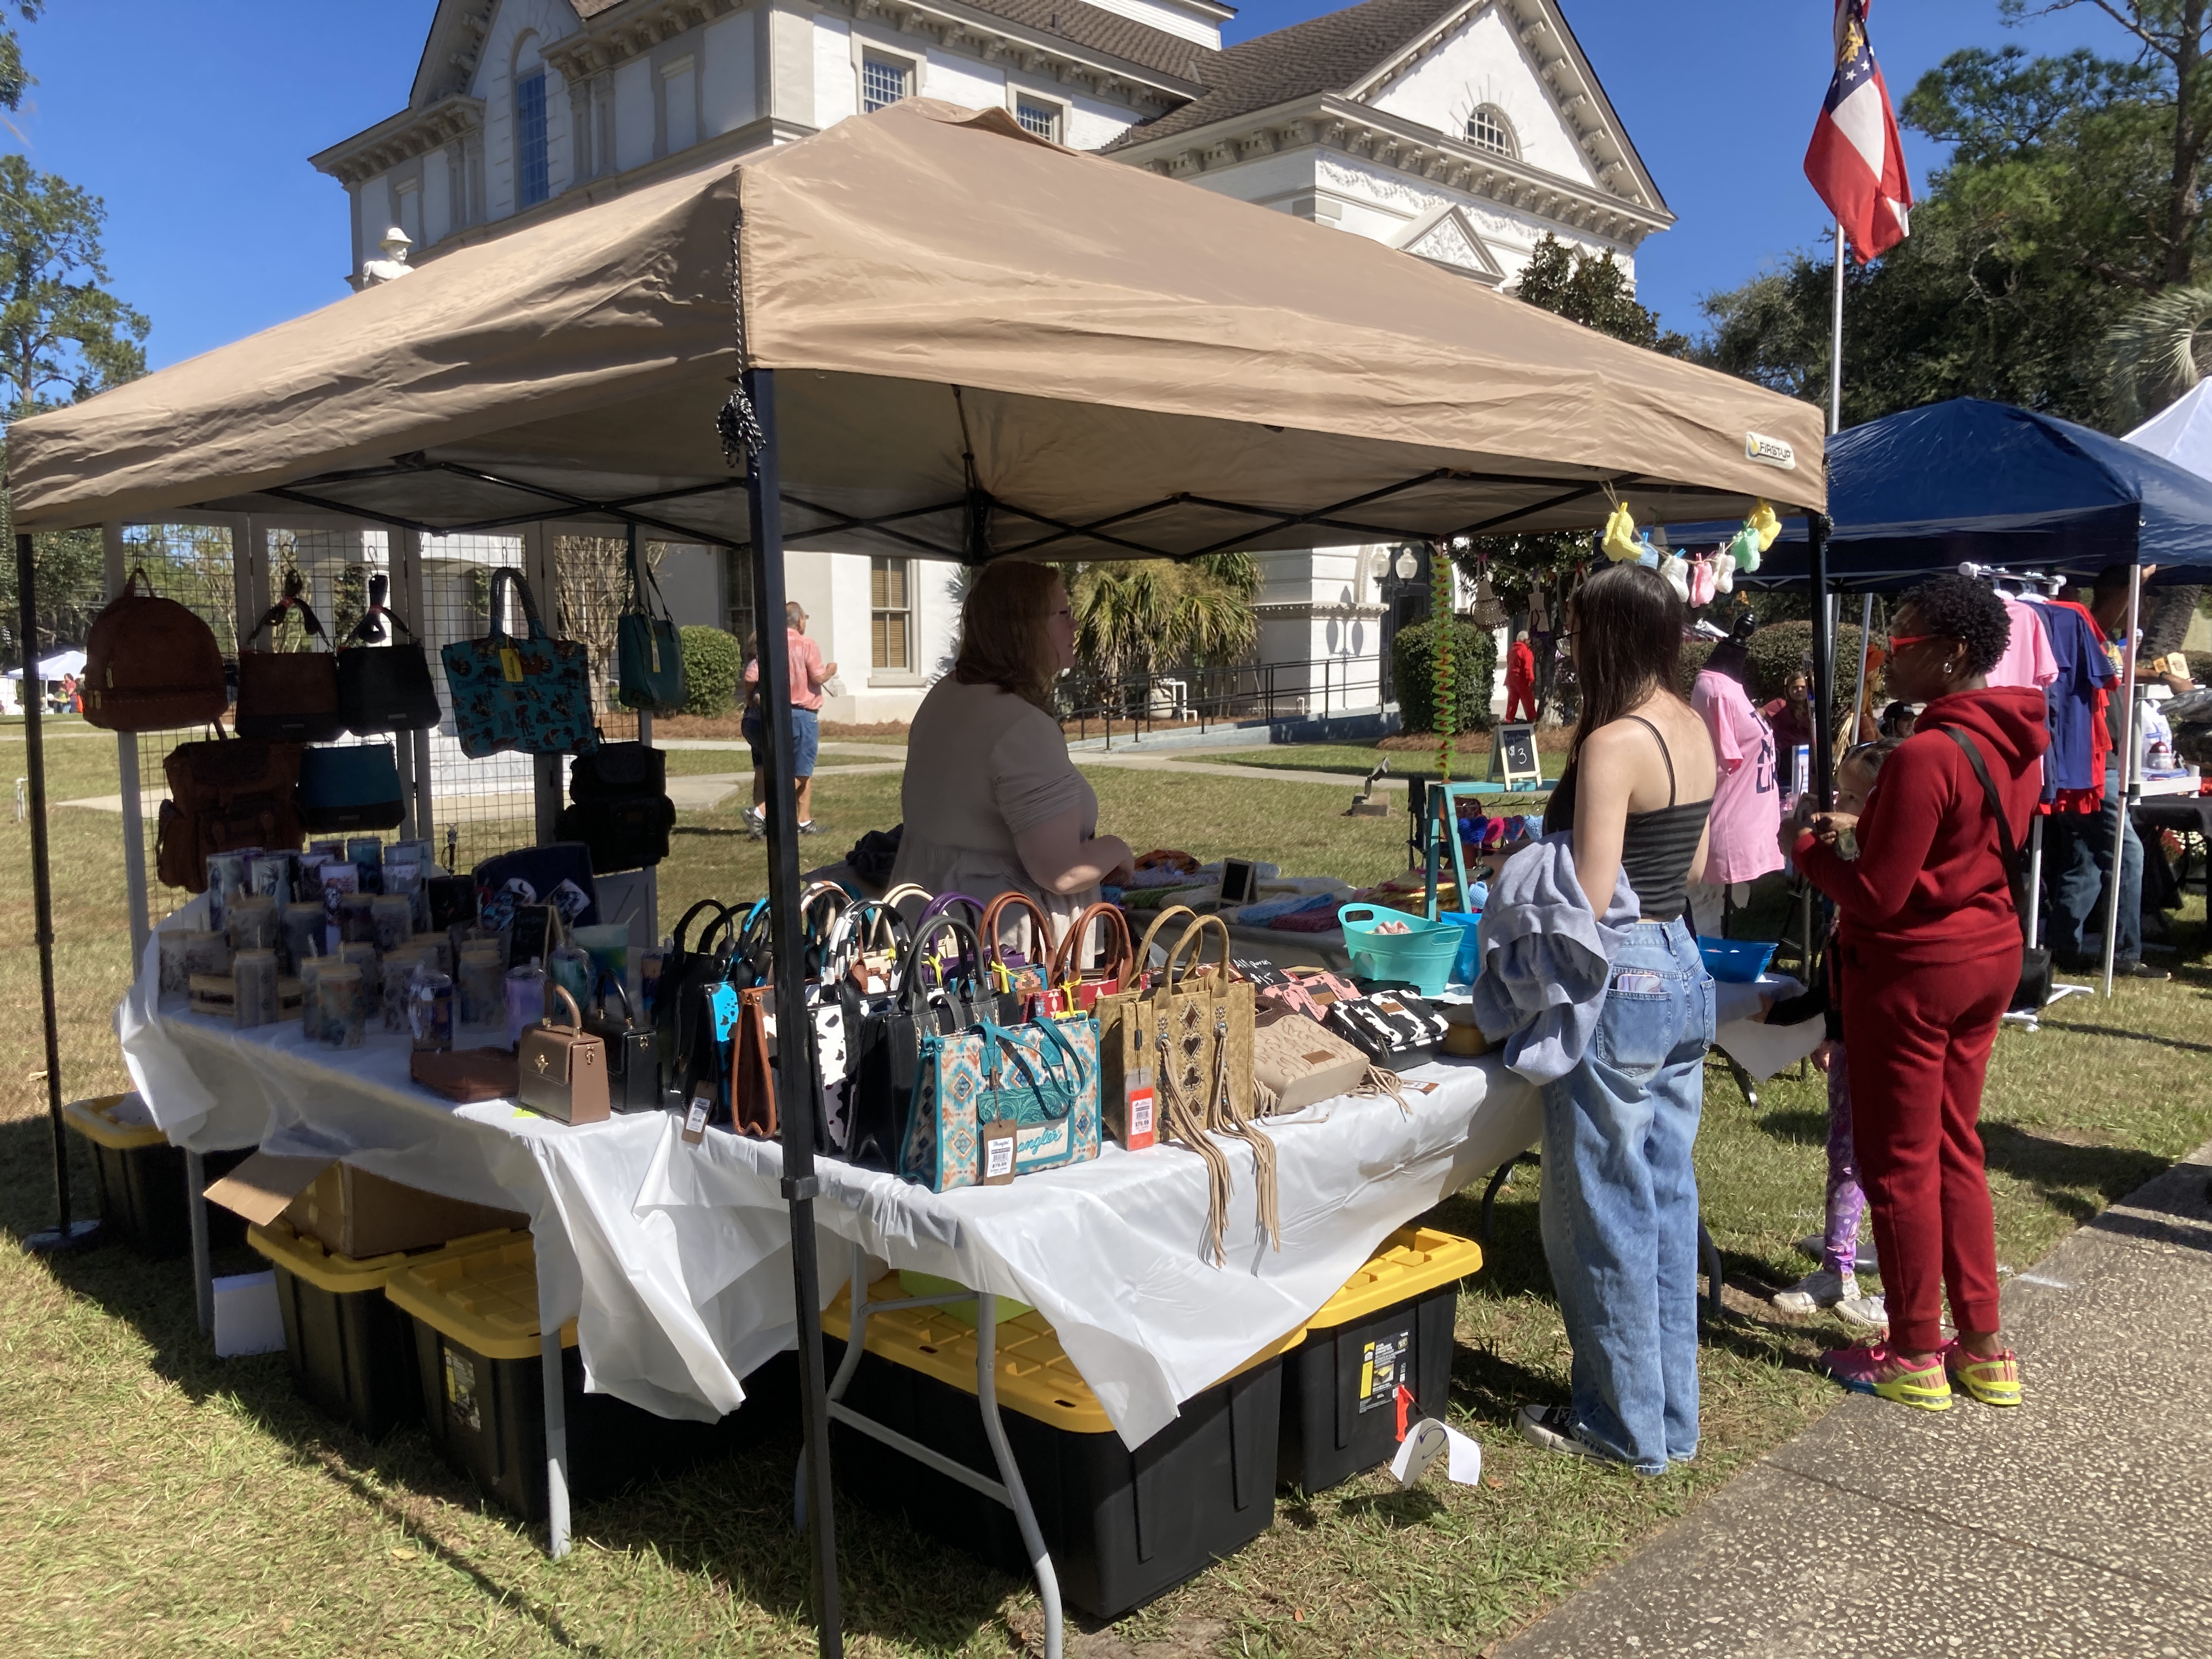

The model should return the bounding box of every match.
[1804,0,1912,261]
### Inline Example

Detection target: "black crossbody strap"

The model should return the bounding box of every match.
[1936,726,2030,926]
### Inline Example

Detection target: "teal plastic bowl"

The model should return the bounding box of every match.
[1338,905,1462,995]
[1697,937,1776,984]
[1438,911,1482,985]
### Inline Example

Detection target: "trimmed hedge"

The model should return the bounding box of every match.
[1743,619,1866,704]
[680,624,743,717]
[1392,617,1499,733]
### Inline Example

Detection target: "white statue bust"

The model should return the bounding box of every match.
[360,225,415,287]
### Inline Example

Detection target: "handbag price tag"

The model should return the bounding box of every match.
[499,645,523,683]
[681,1088,712,1146]
[1122,1068,1156,1151]
[978,1116,1018,1184]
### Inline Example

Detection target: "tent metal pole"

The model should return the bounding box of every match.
[2100,563,2143,995]
[1808,514,1835,811]
[19,532,95,1254]
[103,523,151,972]
[1853,592,1874,742]
[1829,221,1846,436]
[744,366,844,1658]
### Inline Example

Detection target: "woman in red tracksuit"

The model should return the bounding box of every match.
[1786,574,2045,1413]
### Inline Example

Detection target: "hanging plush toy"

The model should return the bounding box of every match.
[1749,499,1781,553]
[1601,500,1639,562]
[1712,549,1735,596]
[1688,551,1718,607]
[1658,549,1691,602]
[1726,523,1762,573]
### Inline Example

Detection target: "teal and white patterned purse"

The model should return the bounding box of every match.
[901,1014,1101,1192]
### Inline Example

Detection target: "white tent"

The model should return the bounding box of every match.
[5,648,87,681]
[2125,379,2212,471]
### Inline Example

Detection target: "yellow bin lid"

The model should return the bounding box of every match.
[248,1218,518,1296]
[61,1094,168,1152]
[1305,1227,1482,1331]
[823,1282,1303,1436]
[383,1232,578,1360]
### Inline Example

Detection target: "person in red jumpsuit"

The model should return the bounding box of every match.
[1786,573,2045,1415]
[1504,629,1538,723]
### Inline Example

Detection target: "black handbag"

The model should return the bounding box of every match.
[296,742,405,832]
[654,899,737,1079]
[1937,727,2053,1014]
[845,913,991,1171]
[556,740,674,872]
[586,979,663,1113]
[337,578,443,734]
[1325,989,1447,1065]
[236,578,346,744]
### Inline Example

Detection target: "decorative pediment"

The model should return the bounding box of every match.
[1391,203,1505,284]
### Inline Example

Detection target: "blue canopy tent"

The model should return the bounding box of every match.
[1667,398,2212,994]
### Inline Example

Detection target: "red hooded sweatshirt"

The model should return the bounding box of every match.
[1793,687,2049,968]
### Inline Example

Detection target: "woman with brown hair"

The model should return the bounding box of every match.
[888,561,1133,930]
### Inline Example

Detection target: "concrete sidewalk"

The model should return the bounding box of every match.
[1496,1142,2212,1657]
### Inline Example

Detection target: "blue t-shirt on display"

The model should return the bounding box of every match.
[2037,602,2114,795]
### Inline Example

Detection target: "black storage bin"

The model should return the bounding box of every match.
[1278,1226,1480,1492]
[387,1232,789,1520]
[63,1095,247,1259]
[824,1291,1282,1620]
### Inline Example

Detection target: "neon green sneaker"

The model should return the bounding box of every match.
[1821,1341,1953,1411]
[1943,1343,2023,1407]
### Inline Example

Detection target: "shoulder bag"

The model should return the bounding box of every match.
[1937,726,2053,1013]
[336,578,443,734]
[156,725,304,893]
[555,740,674,872]
[616,534,687,713]
[81,566,228,733]
[296,742,405,832]
[439,566,599,758]
[236,583,346,744]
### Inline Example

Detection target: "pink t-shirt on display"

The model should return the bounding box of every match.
[1987,594,2058,691]
[1692,669,1785,885]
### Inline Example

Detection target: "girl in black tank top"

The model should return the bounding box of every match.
[1543,715,1712,922]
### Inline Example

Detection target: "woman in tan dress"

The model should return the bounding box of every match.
[890,562,1133,938]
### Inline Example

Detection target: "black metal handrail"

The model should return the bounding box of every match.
[1056,654,1395,747]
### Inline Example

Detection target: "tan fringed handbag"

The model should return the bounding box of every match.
[1093,904,1200,1147]
[1149,915,1277,1263]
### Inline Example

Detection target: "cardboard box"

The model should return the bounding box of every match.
[205,1153,528,1260]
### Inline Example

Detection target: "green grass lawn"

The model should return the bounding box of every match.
[3,733,2208,1656]
[1212,741,1564,792]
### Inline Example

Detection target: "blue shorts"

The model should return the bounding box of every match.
[742,707,820,777]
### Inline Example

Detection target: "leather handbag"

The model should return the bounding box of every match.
[1252,1006,1370,1112]
[156,726,304,893]
[1937,726,2054,1014]
[554,794,674,873]
[81,566,228,733]
[585,979,661,1113]
[900,1013,1100,1192]
[845,912,991,1172]
[296,742,405,832]
[1045,900,1134,1014]
[981,891,1055,1014]
[616,534,686,713]
[1092,903,1204,1121]
[439,567,599,759]
[518,985,611,1125]
[336,579,442,734]
[569,740,665,802]
[727,983,776,1137]
[655,898,738,1075]
[236,581,345,744]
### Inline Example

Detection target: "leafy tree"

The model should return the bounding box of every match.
[679,624,741,716]
[1513,234,1689,356]
[1064,552,1258,707]
[0,155,148,420]
[0,3,43,114]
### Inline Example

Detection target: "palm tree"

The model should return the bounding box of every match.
[2104,285,2212,428]
[1065,555,1259,710]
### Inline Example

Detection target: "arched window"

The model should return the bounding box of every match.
[1466,105,1516,158]
[515,34,550,208]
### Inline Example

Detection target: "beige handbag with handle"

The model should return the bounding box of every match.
[1252,1007,1370,1111]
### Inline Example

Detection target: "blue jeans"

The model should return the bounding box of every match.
[2046,767,2141,964]
[1538,918,1714,1474]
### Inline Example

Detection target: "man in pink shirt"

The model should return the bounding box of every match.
[743,601,837,836]
[1687,641,1784,935]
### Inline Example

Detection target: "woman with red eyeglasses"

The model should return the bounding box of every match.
[1779,574,2047,1414]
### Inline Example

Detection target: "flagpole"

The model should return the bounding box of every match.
[1829,219,1845,436]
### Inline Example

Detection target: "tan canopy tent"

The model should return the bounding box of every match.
[8,99,1821,550]
[6,98,1830,1658]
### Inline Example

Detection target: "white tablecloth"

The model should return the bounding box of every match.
[118,910,1541,1445]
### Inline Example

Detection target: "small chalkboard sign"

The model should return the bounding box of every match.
[1488,722,1544,792]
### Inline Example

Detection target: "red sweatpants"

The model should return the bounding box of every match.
[1505,684,1537,723]
[1838,941,2012,1351]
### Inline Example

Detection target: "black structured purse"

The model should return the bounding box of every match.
[1937,727,2053,1014]
[337,577,443,735]
[555,740,675,872]
[585,979,663,1113]
[844,913,990,1171]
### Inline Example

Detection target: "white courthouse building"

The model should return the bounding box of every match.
[313,0,1669,723]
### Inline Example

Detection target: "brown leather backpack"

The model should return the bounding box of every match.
[82,568,229,733]
[155,727,304,893]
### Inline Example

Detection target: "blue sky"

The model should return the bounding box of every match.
[1,1,2137,371]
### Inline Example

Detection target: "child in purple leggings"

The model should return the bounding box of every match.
[1773,743,1894,1329]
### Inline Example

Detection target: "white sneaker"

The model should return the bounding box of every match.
[1771,1269,1856,1315]
[1836,1291,1888,1331]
